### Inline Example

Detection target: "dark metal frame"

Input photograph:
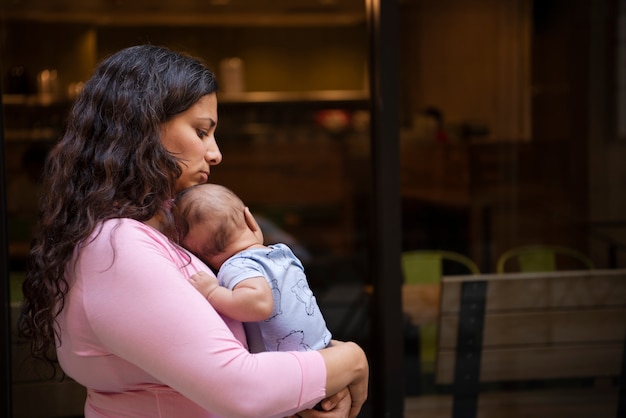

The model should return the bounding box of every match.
[1,88,13,417]
[366,0,405,416]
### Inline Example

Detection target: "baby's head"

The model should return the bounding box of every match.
[173,183,258,263]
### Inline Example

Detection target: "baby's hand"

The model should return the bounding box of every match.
[189,271,219,300]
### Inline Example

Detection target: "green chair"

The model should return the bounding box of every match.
[496,244,595,273]
[402,250,480,285]
[401,250,480,374]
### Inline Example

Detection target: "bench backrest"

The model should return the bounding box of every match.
[436,269,626,384]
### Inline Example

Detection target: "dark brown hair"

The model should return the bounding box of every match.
[18,45,218,368]
[173,184,246,258]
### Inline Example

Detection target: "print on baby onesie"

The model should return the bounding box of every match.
[266,246,291,268]
[266,277,282,321]
[291,279,316,316]
[276,330,311,351]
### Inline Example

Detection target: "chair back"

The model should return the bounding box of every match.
[401,250,480,374]
[402,250,480,284]
[497,245,595,273]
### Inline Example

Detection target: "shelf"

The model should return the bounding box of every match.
[1,11,366,27]
[219,90,369,107]
[2,94,73,107]
[3,128,60,142]
[3,91,369,107]
[0,0,365,27]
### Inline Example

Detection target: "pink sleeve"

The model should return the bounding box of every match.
[81,221,327,418]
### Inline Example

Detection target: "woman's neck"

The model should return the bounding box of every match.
[144,213,166,232]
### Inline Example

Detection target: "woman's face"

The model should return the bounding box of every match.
[161,93,222,193]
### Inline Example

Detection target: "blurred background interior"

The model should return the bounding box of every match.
[2,0,625,417]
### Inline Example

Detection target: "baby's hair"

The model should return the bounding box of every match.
[173,184,246,256]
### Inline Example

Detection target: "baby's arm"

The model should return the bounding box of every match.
[189,271,274,322]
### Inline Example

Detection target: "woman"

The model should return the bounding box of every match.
[19,45,368,418]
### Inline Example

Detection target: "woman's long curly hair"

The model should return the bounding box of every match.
[18,44,218,367]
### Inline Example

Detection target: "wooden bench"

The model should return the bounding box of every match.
[435,269,626,418]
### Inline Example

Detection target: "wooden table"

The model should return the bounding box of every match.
[402,283,441,326]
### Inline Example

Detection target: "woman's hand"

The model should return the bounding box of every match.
[288,388,352,418]
[317,341,369,418]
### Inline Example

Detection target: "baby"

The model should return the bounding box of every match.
[173,183,331,352]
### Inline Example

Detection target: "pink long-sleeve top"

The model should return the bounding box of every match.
[56,218,327,418]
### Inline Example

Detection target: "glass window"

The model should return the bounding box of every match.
[2,0,623,416]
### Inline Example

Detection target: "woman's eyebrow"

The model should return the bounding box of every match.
[196,116,217,126]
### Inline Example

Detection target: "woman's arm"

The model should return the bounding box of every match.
[82,220,328,418]
[289,339,369,418]
[189,271,273,321]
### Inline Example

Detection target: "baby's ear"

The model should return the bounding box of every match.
[244,207,260,232]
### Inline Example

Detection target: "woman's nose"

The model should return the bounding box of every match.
[206,142,222,165]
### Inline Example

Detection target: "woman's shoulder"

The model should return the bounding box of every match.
[86,218,174,253]
[99,217,152,231]
[95,218,164,238]
[83,218,203,272]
